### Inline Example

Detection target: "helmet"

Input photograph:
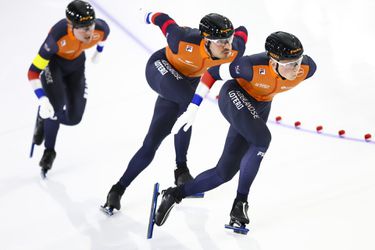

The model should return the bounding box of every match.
[265,31,303,61]
[199,13,234,40]
[66,0,95,28]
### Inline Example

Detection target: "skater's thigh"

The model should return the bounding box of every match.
[41,64,66,111]
[219,80,271,148]
[64,66,87,120]
[145,54,196,107]
[145,96,180,140]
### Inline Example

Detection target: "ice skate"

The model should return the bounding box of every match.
[174,167,193,186]
[155,187,182,226]
[39,149,56,179]
[147,183,160,239]
[174,167,204,198]
[225,200,250,234]
[101,183,125,216]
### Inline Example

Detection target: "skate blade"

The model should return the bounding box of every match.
[30,107,40,158]
[30,143,36,158]
[224,224,249,235]
[100,205,114,216]
[40,169,48,179]
[147,182,160,239]
[186,192,204,198]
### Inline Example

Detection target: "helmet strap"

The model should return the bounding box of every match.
[205,41,213,57]
[275,63,286,80]
[205,41,219,60]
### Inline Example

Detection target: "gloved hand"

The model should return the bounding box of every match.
[171,104,199,134]
[91,50,101,64]
[38,96,55,119]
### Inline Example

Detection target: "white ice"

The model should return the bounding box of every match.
[1,0,374,249]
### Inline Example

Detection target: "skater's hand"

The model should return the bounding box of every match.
[38,96,55,119]
[172,103,199,134]
[140,8,154,24]
[91,42,105,64]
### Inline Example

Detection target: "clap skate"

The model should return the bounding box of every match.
[39,149,56,179]
[154,187,181,226]
[101,183,125,216]
[147,182,160,239]
[174,167,204,198]
[147,184,182,239]
[224,200,250,235]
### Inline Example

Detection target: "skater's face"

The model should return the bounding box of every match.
[72,23,96,43]
[206,36,233,59]
[270,56,303,80]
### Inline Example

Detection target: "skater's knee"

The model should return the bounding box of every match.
[143,128,170,150]
[251,128,272,148]
[142,135,163,152]
[66,112,84,125]
[68,115,83,125]
[216,167,237,183]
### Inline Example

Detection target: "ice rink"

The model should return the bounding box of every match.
[1,0,374,249]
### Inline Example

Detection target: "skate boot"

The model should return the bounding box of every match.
[33,114,44,145]
[225,199,250,234]
[39,149,56,178]
[155,187,182,226]
[174,167,193,186]
[230,199,250,225]
[101,183,125,216]
[175,166,204,198]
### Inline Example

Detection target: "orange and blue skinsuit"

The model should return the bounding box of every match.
[117,13,248,189]
[28,18,109,149]
[178,52,317,203]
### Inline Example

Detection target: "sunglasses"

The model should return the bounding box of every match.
[74,23,95,32]
[206,35,234,46]
[271,56,303,69]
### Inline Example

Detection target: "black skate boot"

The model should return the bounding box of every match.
[230,199,250,225]
[155,187,182,226]
[174,166,193,186]
[225,199,250,234]
[101,183,125,216]
[175,165,204,198]
[33,114,44,145]
[39,149,56,178]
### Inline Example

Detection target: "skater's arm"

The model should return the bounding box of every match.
[144,12,187,53]
[191,71,217,106]
[145,12,179,37]
[91,19,110,63]
[27,31,58,99]
[171,71,217,133]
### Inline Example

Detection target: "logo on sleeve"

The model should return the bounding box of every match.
[259,68,266,75]
[43,43,50,52]
[92,33,100,40]
[235,65,240,74]
[297,68,305,77]
[186,45,193,52]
